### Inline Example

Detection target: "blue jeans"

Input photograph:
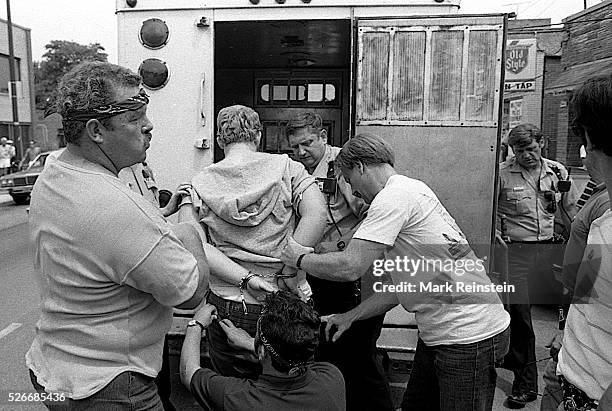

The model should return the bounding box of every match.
[30,369,164,410]
[540,358,563,411]
[401,327,510,411]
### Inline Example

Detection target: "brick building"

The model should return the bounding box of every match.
[545,0,612,167]
[0,18,36,160]
[503,19,564,159]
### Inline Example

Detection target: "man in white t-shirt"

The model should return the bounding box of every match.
[554,72,612,410]
[281,133,511,411]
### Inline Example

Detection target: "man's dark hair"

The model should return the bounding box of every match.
[335,133,395,170]
[286,112,324,138]
[570,71,612,157]
[55,61,141,145]
[507,123,544,149]
[256,291,320,373]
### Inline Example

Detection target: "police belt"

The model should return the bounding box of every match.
[507,238,555,244]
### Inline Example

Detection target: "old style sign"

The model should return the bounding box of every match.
[505,38,537,82]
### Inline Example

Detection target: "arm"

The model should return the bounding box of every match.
[322,290,399,342]
[161,182,192,217]
[177,188,209,244]
[282,236,388,282]
[294,183,328,247]
[172,223,210,310]
[278,183,327,297]
[202,243,275,295]
[180,303,217,388]
[560,172,579,221]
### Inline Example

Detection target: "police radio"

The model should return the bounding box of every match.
[316,160,346,250]
[315,160,338,195]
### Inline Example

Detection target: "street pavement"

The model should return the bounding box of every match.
[0,193,559,411]
[0,194,45,411]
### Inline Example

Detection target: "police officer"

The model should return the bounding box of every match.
[286,113,394,411]
[497,123,577,408]
[119,163,190,411]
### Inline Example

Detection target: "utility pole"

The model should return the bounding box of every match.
[584,0,587,9]
[5,0,23,160]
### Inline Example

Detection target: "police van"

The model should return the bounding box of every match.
[116,0,507,396]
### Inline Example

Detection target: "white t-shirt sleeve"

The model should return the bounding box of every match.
[353,191,406,246]
[96,188,200,307]
[123,233,199,307]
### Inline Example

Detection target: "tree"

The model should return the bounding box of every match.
[34,40,108,112]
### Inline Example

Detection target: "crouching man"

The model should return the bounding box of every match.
[180,291,346,411]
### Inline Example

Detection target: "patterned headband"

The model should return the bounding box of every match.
[63,89,149,122]
[256,315,312,376]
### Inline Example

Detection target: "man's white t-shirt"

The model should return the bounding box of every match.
[354,175,510,345]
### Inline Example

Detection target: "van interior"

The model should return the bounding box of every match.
[214,19,352,159]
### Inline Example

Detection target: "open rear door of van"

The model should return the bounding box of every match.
[354,14,506,254]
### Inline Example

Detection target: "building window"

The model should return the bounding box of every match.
[0,54,22,94]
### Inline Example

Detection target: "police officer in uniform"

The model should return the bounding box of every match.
[286,113,394,411]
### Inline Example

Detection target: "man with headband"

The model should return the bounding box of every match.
[25,61,251,409]
[180,291,346,410]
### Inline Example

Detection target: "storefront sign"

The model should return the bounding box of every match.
[504,80,535,92]
[509,99,523,129]
[505,39,537,81]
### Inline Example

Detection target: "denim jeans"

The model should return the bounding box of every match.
[30,369,164,411]
[309,275,394,411]
[401,327,510,411]
[207,319,262,378]
[541,358,563,411]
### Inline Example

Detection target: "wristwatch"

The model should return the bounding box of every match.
[187,319,206,332]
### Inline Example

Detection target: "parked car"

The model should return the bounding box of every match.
[0,149,63,205]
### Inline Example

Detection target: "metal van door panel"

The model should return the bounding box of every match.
[355,15,506,254]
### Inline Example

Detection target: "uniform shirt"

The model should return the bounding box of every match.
[26,155,199,399]
[497,157,578,242]
[557,210,612,400]
[190,362,345,411]
[353,175,510,345]
[119,162,159,206]
[311,145,367,243]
